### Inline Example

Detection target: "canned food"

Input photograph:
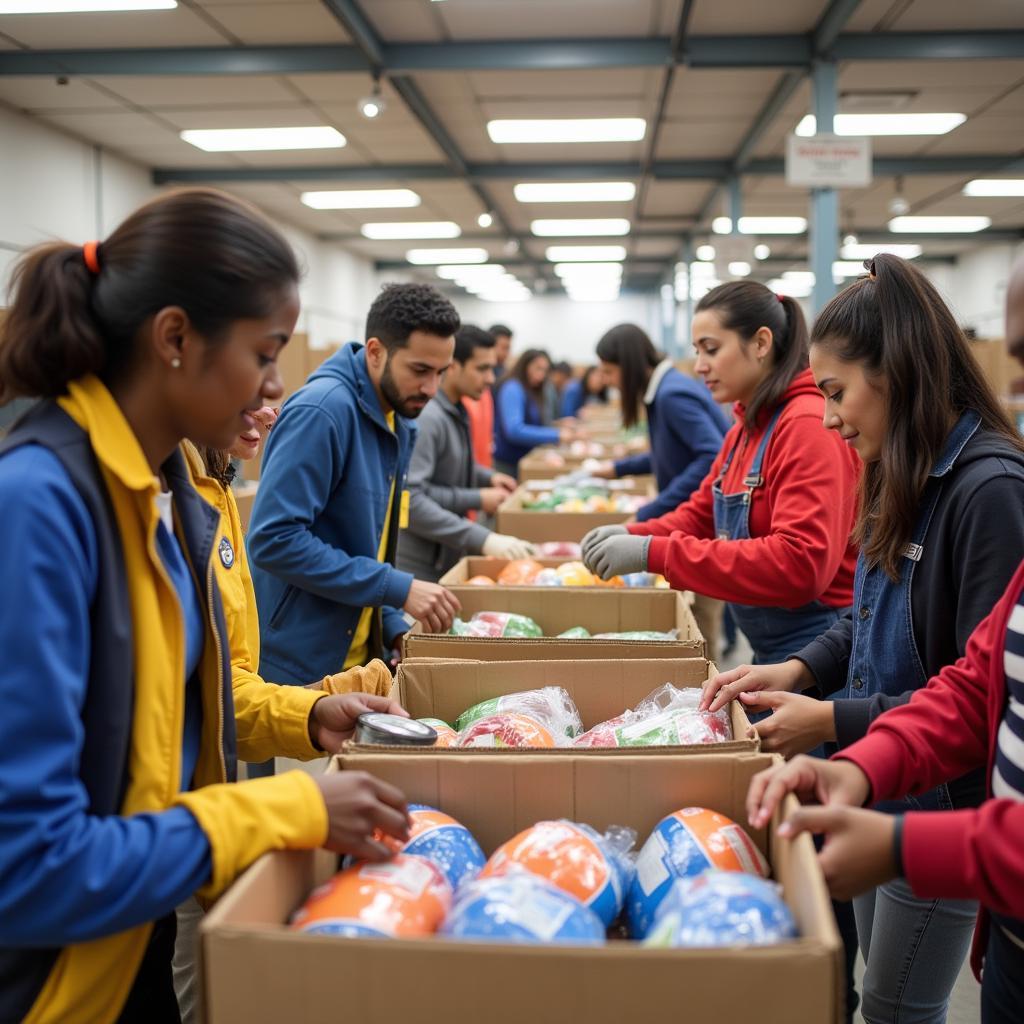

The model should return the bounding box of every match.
[354,712,438,746]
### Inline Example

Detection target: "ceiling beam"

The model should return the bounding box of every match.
[4,32,1024,77]
[152,153,1024,186]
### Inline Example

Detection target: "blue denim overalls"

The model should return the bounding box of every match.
[712,404,850,664]
[842,410,982,814]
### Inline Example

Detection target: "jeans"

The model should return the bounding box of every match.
[854,876,977,1023]
[982,920,1024,1024]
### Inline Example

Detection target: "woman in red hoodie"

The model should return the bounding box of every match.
[582,280,860,665]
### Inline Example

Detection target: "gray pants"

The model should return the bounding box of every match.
[172,896,204,1024]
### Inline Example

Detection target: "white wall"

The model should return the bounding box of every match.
[446,291,664,365]
[926,242,1024,339]
[0,104,378,351]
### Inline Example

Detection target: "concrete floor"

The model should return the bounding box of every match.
[716,634,982,1024]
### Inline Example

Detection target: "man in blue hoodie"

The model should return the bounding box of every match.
[248,283,462,705]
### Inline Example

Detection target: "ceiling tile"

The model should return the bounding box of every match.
[37,109,176,146]
[200,3,350,44]
[0,8,229,48]
[689,0,823,33]
[88,74,299,108]
[435,0,660,39]
[0,75,123,111]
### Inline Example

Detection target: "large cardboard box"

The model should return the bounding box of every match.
[970,338,1021,397]
[367,657,756,755]
[497,481,654,543]
[202,752,842,1024]
[438,555,664,588]
[404,588,703,660]
[233,482,259,532]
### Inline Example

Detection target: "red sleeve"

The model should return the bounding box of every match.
[626,439,726,541]
[900,802,1024,917]
[837,602,999,801]
[641,412,858,606]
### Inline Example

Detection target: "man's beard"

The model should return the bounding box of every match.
[381,359,429,419]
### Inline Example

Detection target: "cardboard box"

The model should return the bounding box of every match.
[364,657,756,755]
[970,338,1022,398]
[233,482,259,532]
[497,481,655,543]
[438,555,664,588]
[404,588,704,660]
[202,752,842,1024]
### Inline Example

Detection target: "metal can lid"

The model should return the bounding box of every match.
[354,713,438,746]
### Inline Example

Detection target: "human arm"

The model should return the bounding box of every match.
[496,381,560,449]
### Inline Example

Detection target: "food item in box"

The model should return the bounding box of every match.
[455,686,583,739]
[591,629,679,641]
[532,568,561,586]
[620,572,668,588]
[627,808,769,939]
[418,717,460,747]
[440,872,605,946]
[290,854,451,939]
[480,820,636,927]
[643,871,797,948]
[554,560,597,586]
[495,559,544,585]
[537,541,582,558]
[556,626,591,639]
[375,804,486,892]
[575,707,731,748]
[457,712,556,749]
[449,611,543,638]
[466,575,496,586]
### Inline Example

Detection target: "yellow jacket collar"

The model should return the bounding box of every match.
[58,376,160,494]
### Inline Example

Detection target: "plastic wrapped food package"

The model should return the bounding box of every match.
[290,854,452,939]
[455,686,584,740]
[449,611,544,638]
[556,626,591,639]
[417,717,461,747]
[440,872,605,946]
[627,808,769,939]
[466,575,496,586]
[374,804,486,892]
[620,571,669,588]
[480,820,637,927]
[591,629,679,641]
[536,541,582,558]
[495,559,544,585]
[521,484,645,515]
[457,712,557,749]
[643,871,797,948]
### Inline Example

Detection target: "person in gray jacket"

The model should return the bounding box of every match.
[399,325,535,581]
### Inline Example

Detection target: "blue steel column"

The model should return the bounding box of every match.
[728,175,742,236]
[810,60,839,313]
[681,237,695,356]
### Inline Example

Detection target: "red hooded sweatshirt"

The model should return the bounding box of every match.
[628,368,859,609]
[837,556,1024,979]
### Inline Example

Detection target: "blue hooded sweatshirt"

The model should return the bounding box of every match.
[248,343,416,683]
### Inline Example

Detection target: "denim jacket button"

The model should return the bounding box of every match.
[859,606,870,620]
[852,676,864,690]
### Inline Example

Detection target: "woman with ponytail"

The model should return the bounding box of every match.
[707,255,1024,1024]
[0,189,410,1024]
[583,281,860,666]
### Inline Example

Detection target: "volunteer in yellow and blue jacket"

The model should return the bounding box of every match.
[0,190,411,1024]
[247,283,462,762]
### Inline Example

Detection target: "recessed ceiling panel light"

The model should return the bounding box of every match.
[514,182,637,203]
[554,262,623,278]
[362,221,460,240]
[406,248,488,265]
[768,277,812,298]
[888,216,990,233]
[796,113,966,137]
[545,245,627,262]
[180,126,345,152]
[711,217,733,235]
[531,218,630,237]
[0,0,174,9]
[695,244,716,261]
[301,189,420,210]
[962,179,1024,197]
[833,261,868,277]
[840,242,922,260]
[436,264,505,280]
[728,261,752,277]
[488,118,646,144]
[783,271,815,285]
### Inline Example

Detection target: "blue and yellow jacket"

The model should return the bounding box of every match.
[0,377,327,1024]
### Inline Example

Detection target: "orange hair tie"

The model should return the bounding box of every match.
[82,241,101,275]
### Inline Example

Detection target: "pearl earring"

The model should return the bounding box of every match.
[171,357,182,369]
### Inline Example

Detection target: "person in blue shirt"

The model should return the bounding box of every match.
[560,366,610,420]
[493,347,575,475]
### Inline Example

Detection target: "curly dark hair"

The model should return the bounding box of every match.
[365,282,461,352]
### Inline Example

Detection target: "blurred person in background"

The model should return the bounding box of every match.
[488,323,513,386]
[560,364,610,420]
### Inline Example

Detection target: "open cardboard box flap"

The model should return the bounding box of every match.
[202,752,841,1024]
[347,656,756,756]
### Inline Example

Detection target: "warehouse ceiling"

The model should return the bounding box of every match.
[1,0,1023,292]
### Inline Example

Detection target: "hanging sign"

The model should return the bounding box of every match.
[786,133,872,189]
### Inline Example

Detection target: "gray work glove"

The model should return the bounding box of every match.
[580,523,628,563]
[584,533,651,580]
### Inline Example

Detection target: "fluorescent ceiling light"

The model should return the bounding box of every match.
[545,245,626,262]
[488,118,646,144]
[567,290,621,303]
[180,126,345,152]
[0,0,174,8]
[695,244,716,261]
[962,179,1024,197]
[436,264,505,280]
[833,261,869,277]
[754,244,771,260]
[690,261,717,278]
[514,182,637,203]
[406,248,488,265]
[768,277,812,298]
[728,261,752,277]
[782,271,815,285]
[301,189,420,210]
[888,215,990,233]
[554,262,623,277]
[361,221,460,240]
[796,113,966,137]
[531,218,630,237]
[713,216,806,235]
[840,242,921,260]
